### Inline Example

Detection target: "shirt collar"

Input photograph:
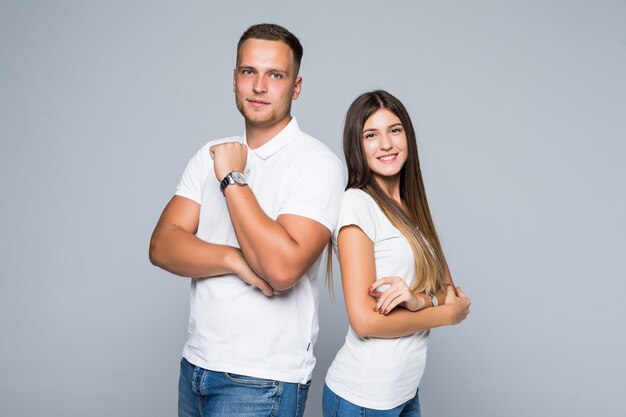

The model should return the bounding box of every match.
[244,117,300,160]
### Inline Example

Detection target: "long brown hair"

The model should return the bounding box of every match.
[339,90,445,294]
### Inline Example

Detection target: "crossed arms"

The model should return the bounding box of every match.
[337,225,471,338]
[149,142,331,293]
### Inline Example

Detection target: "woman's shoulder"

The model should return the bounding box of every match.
[342,188,379,212]
[339,188,382,222]
[335,188,379,242]
[343,188,373,203]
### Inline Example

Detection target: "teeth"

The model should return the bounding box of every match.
[379,155,396,161]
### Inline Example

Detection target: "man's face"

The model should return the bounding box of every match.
[233,38,301,129]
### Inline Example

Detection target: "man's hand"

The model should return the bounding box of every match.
[209,142,248,181]
[227,247,275,297]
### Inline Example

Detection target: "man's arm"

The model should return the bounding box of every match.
[225,186,331,290]
[210,142,338,291]
[337,225,471,339]
[149,195,274,296]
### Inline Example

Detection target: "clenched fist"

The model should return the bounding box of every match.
[209,142,248,181]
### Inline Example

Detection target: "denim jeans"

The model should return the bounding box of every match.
[178,357,310,417]
[322,384,421,417]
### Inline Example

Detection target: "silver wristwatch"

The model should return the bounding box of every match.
[219,171,247,195]
[429,292,438,307]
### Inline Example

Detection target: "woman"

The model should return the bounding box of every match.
[323,90,471,417]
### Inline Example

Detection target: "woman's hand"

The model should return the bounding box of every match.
[440,284,471,325]
[369,276,428,314]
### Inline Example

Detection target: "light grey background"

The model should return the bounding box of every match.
[1,1,625,416]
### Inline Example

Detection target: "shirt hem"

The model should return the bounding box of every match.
[183,353,312,385]
[325,378,416,410]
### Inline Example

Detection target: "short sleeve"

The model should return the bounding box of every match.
[174,143,212,204]
[277,151,345,232]
[334,189,377,243]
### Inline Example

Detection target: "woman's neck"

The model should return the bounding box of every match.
[374,175,402,207]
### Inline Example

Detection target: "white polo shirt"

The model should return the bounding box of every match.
[174,118,344,384]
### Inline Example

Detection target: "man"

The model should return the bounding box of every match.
[149,23,344,417]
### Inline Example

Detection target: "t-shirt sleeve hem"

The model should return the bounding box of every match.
[335,221,375,243]
[277,208,335,232]
[174,189,201,205]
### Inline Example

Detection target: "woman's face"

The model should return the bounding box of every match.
[361,108,408,185]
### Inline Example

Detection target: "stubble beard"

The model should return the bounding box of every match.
[236,98,289,129]
[242,107,277,127]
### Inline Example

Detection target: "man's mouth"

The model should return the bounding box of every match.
[247,99,270,106]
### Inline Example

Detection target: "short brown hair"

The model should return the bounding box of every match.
[237,23,303,73]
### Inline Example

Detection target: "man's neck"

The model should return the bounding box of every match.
[245,116,292,150]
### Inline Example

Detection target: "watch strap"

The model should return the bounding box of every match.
[429,292,438,307]
[219,171,246,195]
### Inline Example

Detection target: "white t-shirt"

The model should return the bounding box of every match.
[175,118,344,384]
[325,188,429,409]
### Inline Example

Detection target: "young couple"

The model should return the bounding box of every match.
[150,23,471,417]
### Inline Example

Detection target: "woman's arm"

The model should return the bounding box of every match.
[369,259,457,314]
[337,225,470,339]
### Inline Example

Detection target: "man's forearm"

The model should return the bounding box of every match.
[149,224,240,278]
[223,185,326,290]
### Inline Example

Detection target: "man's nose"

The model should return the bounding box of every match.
[253,75,267,94]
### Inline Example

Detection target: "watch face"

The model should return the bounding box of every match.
[232,172,246,185]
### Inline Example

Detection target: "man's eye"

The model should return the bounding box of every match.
[241,69,254,76]
[269,73,284,79]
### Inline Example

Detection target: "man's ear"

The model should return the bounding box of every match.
[232,68,237,93]
[292,76,302,100]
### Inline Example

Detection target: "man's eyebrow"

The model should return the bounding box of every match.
[237,65,289,74]
[266,68,290,75]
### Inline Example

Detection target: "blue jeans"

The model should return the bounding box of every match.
[322,384,421,417]
[178,357,310,417]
